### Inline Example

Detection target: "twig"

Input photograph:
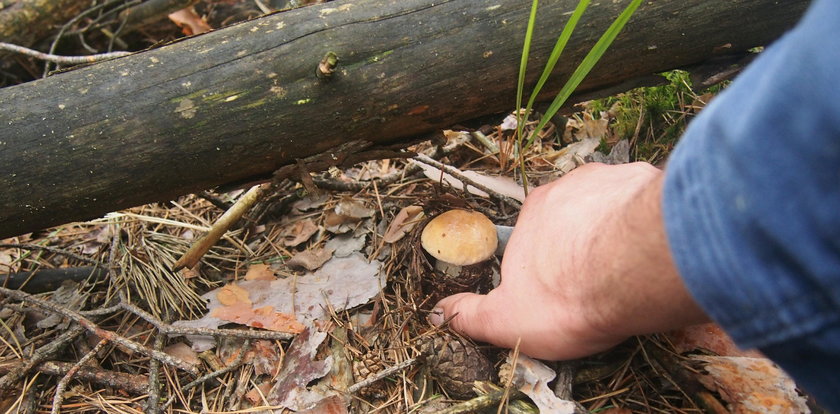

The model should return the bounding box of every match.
[120,299,294,341]
[0,42,130,64]
[145,318,166,414]
[471,131,499,153]
[1,267,107,293]
[0,287,199,375]
[411,154,522,209]
[0,360,149,395]
[51,339,108,414]
[173,183,271,271]
[0,243,103,265]
[161,339,252,411]
[0,325,85,394]
[347,357,417,394]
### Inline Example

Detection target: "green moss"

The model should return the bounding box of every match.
[591,70,726,163]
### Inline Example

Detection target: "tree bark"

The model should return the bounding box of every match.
[0,0,809,238]
[0,0,88,48]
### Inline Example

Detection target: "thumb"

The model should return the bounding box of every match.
[431,290,520,350]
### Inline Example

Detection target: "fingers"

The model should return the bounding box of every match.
[432,291,521,350]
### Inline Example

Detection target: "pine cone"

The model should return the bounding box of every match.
[420,333,495,398]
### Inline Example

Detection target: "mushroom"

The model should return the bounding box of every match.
[421,209,499,278]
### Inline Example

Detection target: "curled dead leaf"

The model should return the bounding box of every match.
[383,206,424,243]
[287,247,335,271]
[281,218,319,247]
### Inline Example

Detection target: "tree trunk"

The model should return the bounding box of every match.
[0,0,809,238]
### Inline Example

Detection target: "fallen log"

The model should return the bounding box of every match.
[0,0,808,238]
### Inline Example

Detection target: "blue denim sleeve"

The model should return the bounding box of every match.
[662,0,840,408]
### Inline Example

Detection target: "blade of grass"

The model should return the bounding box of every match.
[524,0,643,150]
[515,0,540,131]
[523,0,590,118]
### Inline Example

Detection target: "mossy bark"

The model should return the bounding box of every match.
[0,0,809,238]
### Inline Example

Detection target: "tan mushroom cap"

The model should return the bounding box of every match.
[420,209,498,266]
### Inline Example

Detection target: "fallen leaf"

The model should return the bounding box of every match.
[669,323,762,358]
[216,283,251,306]
[268,328,333,410]
[164,343,201,368]
[287,247,335,271]
[244,263,276,281]
[245,382,273,404]
[174,254,384,351]
[335,198,374,219]
[383,206,424,243]
[281,219,319,247]
[324,211,358,234]
[210,302,305,333]
[167,7,212,36]
[293,194,331,212]
[325,234,365,258]
[548,137,601,174]
[693,355,809,414]
[500,113,518,131]
[572,112,609,141]
[500,352,576,414]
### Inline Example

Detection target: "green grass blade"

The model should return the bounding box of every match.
[525,0,643,149]
[515,0,540,133]
[524,0,590,114]
[515,0,541,194]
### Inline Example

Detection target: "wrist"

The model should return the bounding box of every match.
[585,171,709,338]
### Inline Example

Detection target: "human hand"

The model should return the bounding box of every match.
[432,162,709,360]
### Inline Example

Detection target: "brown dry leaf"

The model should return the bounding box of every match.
[244,263,276,281]
[163,343,201,368]
[287,247,335,271]
[210,302,305,334]
[245,382,273,405]
[216,283,251,306]
[334,198,374,219]
[572,112,609,141]
[281,218,319,247]
[323,211,358,234]
[383,205,424,243]
[179,266,201,279]
[669,323,762,358]
[167,7,212,36]
[693,355,809,413]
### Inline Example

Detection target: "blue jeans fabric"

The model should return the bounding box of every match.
[662,0,840,409]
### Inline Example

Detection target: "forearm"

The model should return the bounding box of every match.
[587,172,709,338]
